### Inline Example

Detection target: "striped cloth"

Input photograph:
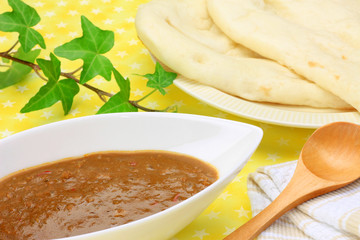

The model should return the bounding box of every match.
[247,161,360,240]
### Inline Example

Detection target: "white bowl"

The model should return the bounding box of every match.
[0,112,262,240]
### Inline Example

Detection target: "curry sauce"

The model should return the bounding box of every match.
[0,151,218,239]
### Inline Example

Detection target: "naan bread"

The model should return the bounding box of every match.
[135,0,351,109]
[207,0,360,111]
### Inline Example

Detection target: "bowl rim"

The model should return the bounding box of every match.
[0,112,263,239]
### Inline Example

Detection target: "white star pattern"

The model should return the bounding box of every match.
[206,211,220,220]
[114,7,124,12]
[44,11,55,17]
[235,206,250,218]
[128,39,139,46]
[232,175,243,183]
[44,33,55,39]
[104,19,114,25]
[132,89,144,97]
[116,28,125,34]
[140,48,149,55]
[57,22,67,28]
[266,153,281,162]
[34,24,44,30]
[16,85,29,93]
[14,113,27,121]
[41,111,54,119]
[80,0,89,5]
[126,17,135,23]
[69,108,80,116]
[33,1,44,7]
[223,226,236,235]
[57,0,67,6]
[81,93,92,101]
[173,100,185,108]
[2,100,15,108]
[94,105,101,112]
[192,229,209,240]
[277,137,290,146]
[147,101,159,109]
[129,62,141,70]
[68,32,79,38]
[93,78,105,85]
[0,36,8,43]
[117,51,128,58]
[92,8,101,14]
[68,10,79,16]
[0,129,14,138]
[219,191,232,200]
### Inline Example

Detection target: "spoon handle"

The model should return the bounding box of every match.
[224,160,341,240]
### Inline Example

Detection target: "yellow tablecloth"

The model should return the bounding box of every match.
[0,0,315,239]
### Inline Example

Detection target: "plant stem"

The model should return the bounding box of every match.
[0,51,164,111]
[0,52,39,70]
[129,100,165,112]
[5,41,18,54]
[0,51,112,101]
[134,89,156,103]
[34,68,48,81]
[67,66,82,75]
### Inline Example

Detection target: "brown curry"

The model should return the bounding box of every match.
[0,151,218,240]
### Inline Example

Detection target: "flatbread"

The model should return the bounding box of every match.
[135,0,351,109]
[207,0,360,111]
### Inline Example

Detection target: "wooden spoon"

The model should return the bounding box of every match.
[225,122,360,240]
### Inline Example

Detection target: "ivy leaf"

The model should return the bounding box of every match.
[97,68,137,114]
[20,53,79,115]
[96,92,138,114]
[113,68,130,100]
[140,62,177,95]
[0,47,40,89]
[1,58,10,63]
[56,79,80,114]
[20,79,59,113]
[54,15,114,84]
[37,53,61,82]
[0,0,46,52]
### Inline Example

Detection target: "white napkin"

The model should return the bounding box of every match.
[247,161,360,240]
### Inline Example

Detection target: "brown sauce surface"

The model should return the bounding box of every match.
[0,151,218,239]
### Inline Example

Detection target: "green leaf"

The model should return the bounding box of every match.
[140,62,177,95]
[96,92,138,114]
[96,68,136,114]
[113,68,130,100]
[20,80,59,113]
[54,15,114,84]
[36,53,61,82]
[1,58,10,63]
[0,47,40,89]
[57,79,80,115]
[0,0,46,52]
[21,54,79,114]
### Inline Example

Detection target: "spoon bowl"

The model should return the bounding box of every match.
[301,122,360,182]
[225,122,360,240]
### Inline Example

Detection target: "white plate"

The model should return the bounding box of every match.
[174,77,360,129]
[0,112,262,240]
